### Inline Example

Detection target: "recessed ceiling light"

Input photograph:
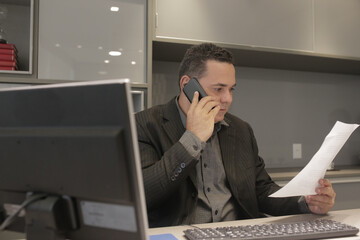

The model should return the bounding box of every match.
[110,6,119,12]
[77,45,82,49]
[98,46,103,50]
[104,60,110,63]
[98,71,107,75]
[109,51,121,56]
[55,43,60,47]
[131,61,136,65]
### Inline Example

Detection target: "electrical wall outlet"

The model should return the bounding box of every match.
[293,143,302,159]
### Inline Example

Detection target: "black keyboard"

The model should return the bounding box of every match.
[184,219,359,240]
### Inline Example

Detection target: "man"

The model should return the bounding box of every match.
[136,43,336,228]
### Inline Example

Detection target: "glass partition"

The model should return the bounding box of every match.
[38,0,146,83]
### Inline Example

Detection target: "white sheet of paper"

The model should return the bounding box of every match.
[269,121,359,198]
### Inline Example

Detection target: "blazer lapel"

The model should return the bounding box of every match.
[218,116,256,218]
[218,117,238,182]
[162,97,186,144]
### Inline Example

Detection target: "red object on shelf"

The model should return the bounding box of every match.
[0,43,19,71]
[0,54,16,61]
[0,48,16,55]
[0,66,16,71]
[0,60,17,67]
[0,43,16,50]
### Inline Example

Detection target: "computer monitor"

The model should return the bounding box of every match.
[0,79,148,240]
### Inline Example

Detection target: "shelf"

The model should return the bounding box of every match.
[153,39,360,75]
[267,166,360,182]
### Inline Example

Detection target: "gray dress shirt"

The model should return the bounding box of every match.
[176,99,239,223]
[175,98,309,224]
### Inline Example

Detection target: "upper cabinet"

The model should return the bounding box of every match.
[38,0,147,83]
[155,0,314,52]
[314,0,360,58]
[152,0,360,74]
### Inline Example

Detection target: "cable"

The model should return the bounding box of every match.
[0,193,47,231]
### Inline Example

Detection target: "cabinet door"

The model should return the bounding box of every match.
[0,0,33,74]
[38,0,147,82]
[314,0,360,58]
[155,0,314,52]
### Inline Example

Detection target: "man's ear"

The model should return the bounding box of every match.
[179,75,191,91]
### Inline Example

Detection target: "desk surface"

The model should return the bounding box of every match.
[149,208,360,240]
[1,209,359,240]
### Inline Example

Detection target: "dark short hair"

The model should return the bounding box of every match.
[178,43,234,82]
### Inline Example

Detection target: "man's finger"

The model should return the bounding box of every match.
[316,186,334,196]
[319,179,332,187]
[306,195,333,205]
[210,105,220,118]
[192,91,199,104]
[188,91,199,112]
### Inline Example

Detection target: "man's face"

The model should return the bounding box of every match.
[197,60,236,123]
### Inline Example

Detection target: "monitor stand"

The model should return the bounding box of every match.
[25,194,77,240]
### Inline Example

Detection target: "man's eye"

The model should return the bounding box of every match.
[214,88,222,92]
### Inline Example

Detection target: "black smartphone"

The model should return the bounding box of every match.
[183,78,207,103]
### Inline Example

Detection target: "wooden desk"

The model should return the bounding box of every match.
[149,208,360,240]
[1,209,359,239]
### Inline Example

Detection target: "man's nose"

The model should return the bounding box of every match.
[221,90,232,103]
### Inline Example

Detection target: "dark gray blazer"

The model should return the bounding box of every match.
[135,98,302,228]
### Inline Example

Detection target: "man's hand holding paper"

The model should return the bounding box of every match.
[305,178,336,214]
[269,121,359,214]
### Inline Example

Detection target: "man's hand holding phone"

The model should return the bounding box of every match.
[184,80,220,142]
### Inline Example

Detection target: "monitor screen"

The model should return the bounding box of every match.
[0,79,148,240]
